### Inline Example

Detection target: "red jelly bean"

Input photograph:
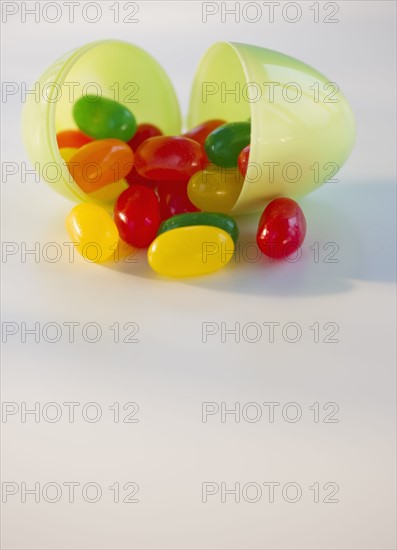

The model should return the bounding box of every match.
[158,181,200,221]
[127,123,163,151]
[184,120,226,165]
[56,129,93,149]
[114,185,160,248]
[125,166,158,189]
[256,198,306,259]
[184,119,226,146]
[238,145,250,177]
[134,136,205,183]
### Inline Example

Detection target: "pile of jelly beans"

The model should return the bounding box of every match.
[61,95,306,277]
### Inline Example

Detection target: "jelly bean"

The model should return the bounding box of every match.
[89,179,129,203]
[157,181,199,221]
[56,129,93,149]
[238,145,250,177]
[256,198,307,259]
[114,185,160,248]
[184,120,227,165]
[65,204,119,263]
[125,166,158,189]
[187,165,244,213]
[59,147,78,163]
[148,226,234,278]
[68,139,134,193]
[157,212,239,244]
[204,121,251,168]
[134,136,205,183]
[184,119,226,146]
[73,95,137,141]
[127,123,163,151]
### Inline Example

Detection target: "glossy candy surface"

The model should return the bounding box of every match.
[114,185,160,248]
[73,95,137,141]
[148,226,235,277]
[204,121,251,168]
[238,145,250,177]
[125,166,157,189]
[59,147,78,163]
[187,165,244,213]
[57,129,93,149]
[184,119,226,145]
[65,204,119,262]
[157,212,239,244]
[89,179,129,203]
[127,123,162,151]
[68,139,134,193]
[256,198,307,259]
[134,136,205,183]
[157,181,199,221]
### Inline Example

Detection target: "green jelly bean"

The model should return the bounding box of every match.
[204,121,251,168]
[157,212,239,244]
[73,95,137,142]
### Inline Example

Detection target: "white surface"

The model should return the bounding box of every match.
[1,1,396,549]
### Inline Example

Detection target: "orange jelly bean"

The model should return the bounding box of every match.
[67,139,134,193]
[56,129,93,149]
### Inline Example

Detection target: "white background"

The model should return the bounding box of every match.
[1,1,396,549]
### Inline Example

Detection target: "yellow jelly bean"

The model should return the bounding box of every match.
[187,164,244,213]
[65,204,119,263]
[148,225,235,277]
[59,147,79,163]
